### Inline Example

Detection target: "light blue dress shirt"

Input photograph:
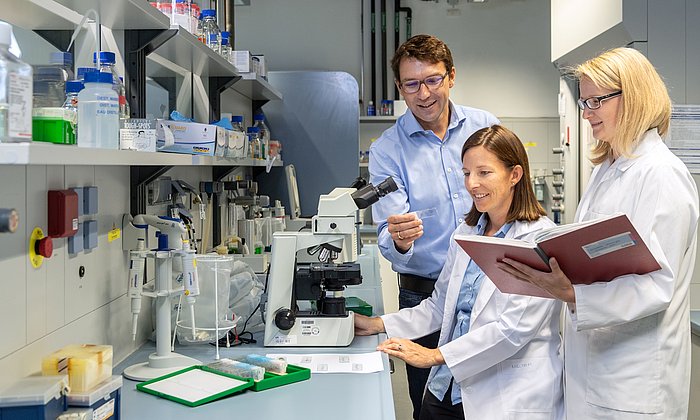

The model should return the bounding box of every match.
[369,102,498,278]
[428,215,512,404]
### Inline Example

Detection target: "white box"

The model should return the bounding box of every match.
[120,119,156,152]
[155,119,218,156]
[231,50,252,73]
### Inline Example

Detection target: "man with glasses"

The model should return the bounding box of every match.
[368,34,497,419]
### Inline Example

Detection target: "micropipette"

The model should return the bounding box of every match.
[128,238,146,341]
[181,240,200,340]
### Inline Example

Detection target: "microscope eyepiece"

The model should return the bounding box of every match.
[351,176,398,209]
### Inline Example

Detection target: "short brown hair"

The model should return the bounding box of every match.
[391,34,454,82]
[461,125,545,226]
[576,47,671,164]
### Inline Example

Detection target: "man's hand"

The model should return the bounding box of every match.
[387,213,423,252]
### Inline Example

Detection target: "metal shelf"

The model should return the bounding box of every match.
[151,26,239,78]
[360,116,398,122]
[231,73,283,101]
[0,143,283,167]
[53,0,169,30]
[0,0,81,30]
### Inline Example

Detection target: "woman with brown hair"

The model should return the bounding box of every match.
[356,125,564,420]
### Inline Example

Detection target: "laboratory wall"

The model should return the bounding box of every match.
[234,0,560,119]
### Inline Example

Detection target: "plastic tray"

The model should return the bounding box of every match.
[136,366,253,407]
[250,364,311,392]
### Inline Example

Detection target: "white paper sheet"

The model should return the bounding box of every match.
[265,352,384,374]
[141,369,248,403]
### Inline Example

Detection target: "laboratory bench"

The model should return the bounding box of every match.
[115,243,395,419]
[115,334,395,419]
[691,310,700,337]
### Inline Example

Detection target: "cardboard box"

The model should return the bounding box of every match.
[120,118,157,152]
[231,50,252,73]
[155,119,218,156]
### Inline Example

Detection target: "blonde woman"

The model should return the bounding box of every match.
[500,47,699,419]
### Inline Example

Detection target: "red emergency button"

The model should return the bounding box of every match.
[36,236,53,258]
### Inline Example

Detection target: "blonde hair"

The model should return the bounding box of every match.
[576,47,671,164]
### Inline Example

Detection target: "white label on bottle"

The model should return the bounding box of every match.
[9,73,32,139]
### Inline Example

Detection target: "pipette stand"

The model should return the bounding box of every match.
[123,250,200,381]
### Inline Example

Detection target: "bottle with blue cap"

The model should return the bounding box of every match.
[247,126,262,159]
[77,71,119,149]
[62,80,83,145]
[200,9,220,51]
[0,21,32,143]
[228,115,246,158]
[93,51,129,119]
[253,113,270,159]
[33,51,73,108]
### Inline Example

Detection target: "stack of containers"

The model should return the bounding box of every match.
[42,344,113,392]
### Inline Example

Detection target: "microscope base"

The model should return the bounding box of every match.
[122,352,201,381]
[264,313,355,347]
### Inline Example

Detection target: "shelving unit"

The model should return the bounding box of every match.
[1,0,285,218]
[360,116,398,122]
[0,143,282,167]
[232,73,283,101]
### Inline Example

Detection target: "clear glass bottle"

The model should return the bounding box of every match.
[247,126,262,159]
[61,80,83,145]
[118,76,130,119]
[201,9,220,50]
[253,113,270,159]
[0,22,33,142]
[228,115,246,158]
[33,51,73,108]
[220,31,231,61]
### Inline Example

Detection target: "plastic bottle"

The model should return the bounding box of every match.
[93,52,129,119]
[228,115,246,158]
[201,9,220,50]
[77,71,119,149]
[0,22,32,143]
[76,67,97,81]
[366,100,376,116]
[247,126,262,159]
[253,113,270,159]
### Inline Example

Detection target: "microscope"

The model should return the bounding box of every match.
[264,177,397,347]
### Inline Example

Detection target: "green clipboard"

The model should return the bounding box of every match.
[136,365,254,407]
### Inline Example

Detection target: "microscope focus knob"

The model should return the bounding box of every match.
[274,308,296,330]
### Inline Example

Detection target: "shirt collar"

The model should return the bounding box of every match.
[402,100,463,137]
[475,213,513,238]
[609,128,662,173]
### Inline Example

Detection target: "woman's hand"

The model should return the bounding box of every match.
[387,213,423,253]
[377,337,444,369]
[497,257,576,303]
[354,313,385,336]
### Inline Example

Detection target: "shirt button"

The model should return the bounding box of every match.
[447,168,452,173]
[453,193,458,199]
[458,218,463,223]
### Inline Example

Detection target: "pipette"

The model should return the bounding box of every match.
[181,240,200,340]
[128,238,146,341]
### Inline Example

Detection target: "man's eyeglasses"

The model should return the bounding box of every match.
[577,91,622,110]
[398,72,449,94]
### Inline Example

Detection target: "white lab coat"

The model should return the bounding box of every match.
[564,129,699,419]
[382,217,564,420]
